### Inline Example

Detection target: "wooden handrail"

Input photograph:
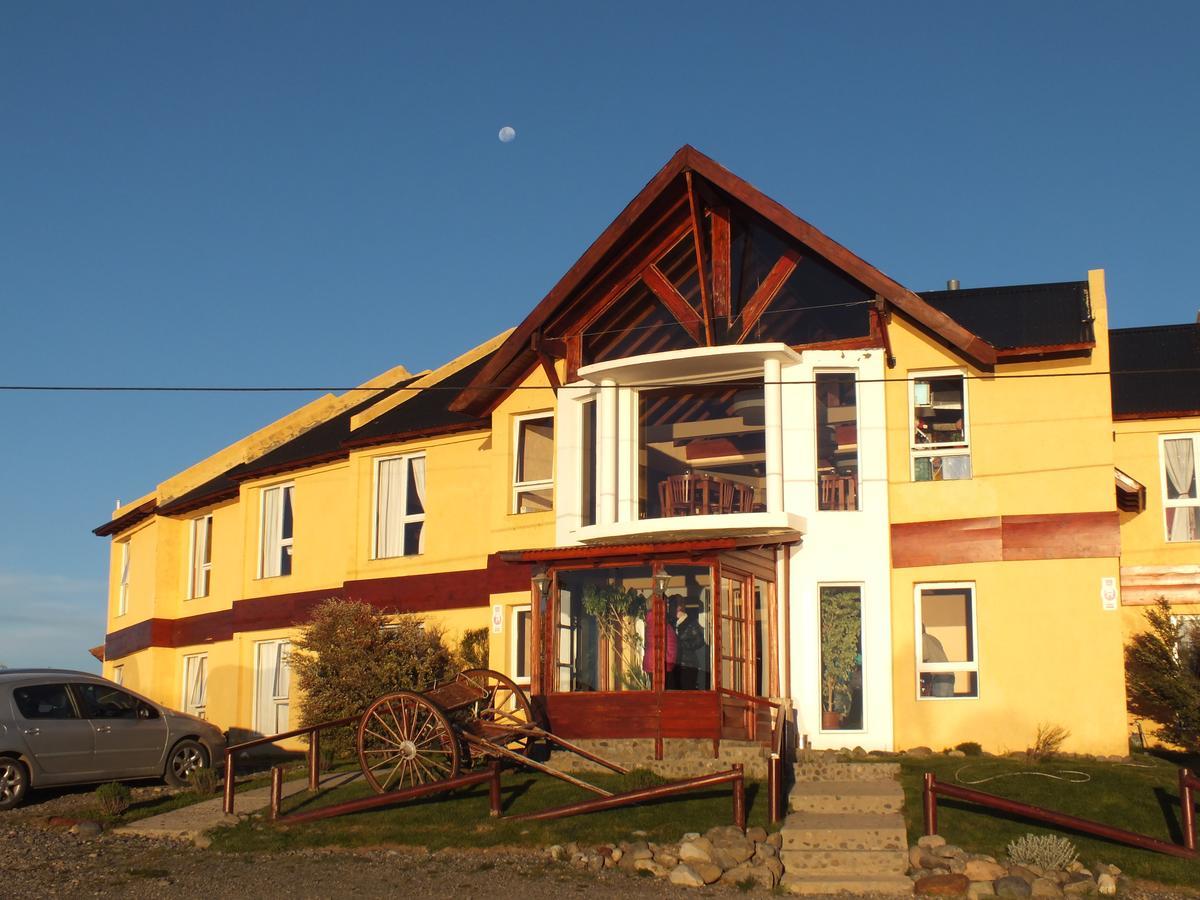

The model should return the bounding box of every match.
[717,687,780,708]
[223,713,360,815]
[923,770,1197,860]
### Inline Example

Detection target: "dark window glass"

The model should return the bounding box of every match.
[816,373,859,510]
[74,683,155,720]
[13,684,77,720]
[581,400,597,527]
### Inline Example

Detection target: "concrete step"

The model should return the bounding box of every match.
[780,812,908,852]
[789,780,904,814]
[780,873,914,895]
[793,761,900,782]
[780,848,910,876]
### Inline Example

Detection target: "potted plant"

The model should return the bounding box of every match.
[582,581,649,690]
[820,588,861,729]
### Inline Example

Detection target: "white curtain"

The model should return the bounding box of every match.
[186,656,207,709]
[120,543,130,587]
[191,518,209,596]
[410,457,426,553]
[377,459,405,557]
[262,487,282,576]
[1164,439,1197,541]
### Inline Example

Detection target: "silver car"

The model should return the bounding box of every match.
[0,669,226,810]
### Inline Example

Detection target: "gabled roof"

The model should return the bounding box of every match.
[1110,322,1200,419]
[452,145,998,416]
[919,281,1094,353]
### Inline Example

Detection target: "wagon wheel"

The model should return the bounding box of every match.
[357,691,460,793]
[460,668,536,762]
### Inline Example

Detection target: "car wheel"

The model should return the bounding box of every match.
[0,758,29,810]
[164,739,208,787]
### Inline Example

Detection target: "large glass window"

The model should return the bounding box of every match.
[719,575,749,693]
[819,585,863,730]
[188,514,212,599]
[639,382,765,519]
[259,484,294,577]
[514,415,554,513]
[662,565,713,691]
[1162,435,1200,542]
[816,373,859,510]
[580,399,597,527]
[917,584,978,699]
[182,653,208,719]
[912,374,971,481]
[556,567,652,692]
[375,455,426,557]
[512,605,532,684]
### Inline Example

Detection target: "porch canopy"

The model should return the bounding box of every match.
[500,533,799,749]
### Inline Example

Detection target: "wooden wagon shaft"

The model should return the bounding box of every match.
[459,731,612,797]
[483,722,630,775]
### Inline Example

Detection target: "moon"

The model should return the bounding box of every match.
[498,126,516,143]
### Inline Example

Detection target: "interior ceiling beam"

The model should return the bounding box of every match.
[736,248,802,339]
[642,265,705,346]
[686,171,715,346]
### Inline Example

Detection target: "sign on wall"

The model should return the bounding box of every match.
[1100,577,1118,611]
[492,604,504,634]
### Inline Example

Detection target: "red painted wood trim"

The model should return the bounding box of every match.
[737,249,801,338]
[641,265,705,345]
[1113,409,1200,422]
[102,554,531,661]
[502,533,800,564]
[711,206,731,319]
[891,511,1120,568]
[685,171,715,346]
[994,341,1095,361]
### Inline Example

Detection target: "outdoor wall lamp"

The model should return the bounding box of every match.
[531,570,552,610]
[652,572,671,595]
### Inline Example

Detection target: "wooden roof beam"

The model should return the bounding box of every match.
[737,248,801,339]
[686,171,715,346]
[642,265,705,346]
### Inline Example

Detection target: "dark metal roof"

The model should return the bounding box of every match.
[1110,322,1200,418]
[346,352,494,446]
[918,281,1094,351]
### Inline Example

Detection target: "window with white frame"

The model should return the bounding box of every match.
[112,665,124,686]
[374,454,426,558]
[916,583,978,699]
[911,373,971,482]
[188,514,213,599]
[1162,434,1200,542]
[255,639,291,734]
[117,542,130,616]
[513,414,554,513]
[182,653,208,719]
[259,484,294,578]
[512,605,532,684]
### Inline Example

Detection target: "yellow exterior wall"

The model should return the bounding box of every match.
[886,270,1115,523]
[891,558,1128,755]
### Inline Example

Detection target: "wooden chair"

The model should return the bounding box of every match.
[717,478,737,514]
[735,483,755,513]
[662,474,695,517]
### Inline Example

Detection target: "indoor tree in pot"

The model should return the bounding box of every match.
[820,588,861,729]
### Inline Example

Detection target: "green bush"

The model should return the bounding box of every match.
[1126,597,1200,751]
[95,781,131,817]
[954,741,983,757]
[457,627,490,671]
[290,599,456,756]
[187,766,219,796]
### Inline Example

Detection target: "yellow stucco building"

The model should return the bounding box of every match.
[93,147,1199,760]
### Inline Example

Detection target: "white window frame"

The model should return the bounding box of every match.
[914,581,979,701]
[512,412,555,514]
[578,395,598,528]
[187,514,213,599]
[371,453,427,559]
[512,604,532,685]
[112,665,124,686]
[117,541,130,617]
[257,483,295,579]
[253,638,291,735]
[910,370,971,482]
[1160,433,1200,543]
[181,653,208,719]
[817,582,866,734]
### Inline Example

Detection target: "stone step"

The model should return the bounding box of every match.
[780,812,908,852]
[780,848,910,876]
[780,873,914,895]
[793,761,900,782]
[789,780,904,814]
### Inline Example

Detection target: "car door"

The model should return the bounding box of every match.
[72,682,168,778]
[10,682,96,782]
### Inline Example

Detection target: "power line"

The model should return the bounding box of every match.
[0,368,1197,394]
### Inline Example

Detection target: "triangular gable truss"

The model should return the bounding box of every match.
[452,145,997,416]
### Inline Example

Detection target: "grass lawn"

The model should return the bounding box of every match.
[897,752,1199,888]
[210,768,772,853]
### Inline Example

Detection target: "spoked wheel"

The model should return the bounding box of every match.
[357,691,461,793]
[460,668,536,762]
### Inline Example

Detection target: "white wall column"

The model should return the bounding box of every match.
[763,358,784,513]
[598,378,619,525]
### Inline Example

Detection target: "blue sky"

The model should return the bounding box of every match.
[2,2,1197,668]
